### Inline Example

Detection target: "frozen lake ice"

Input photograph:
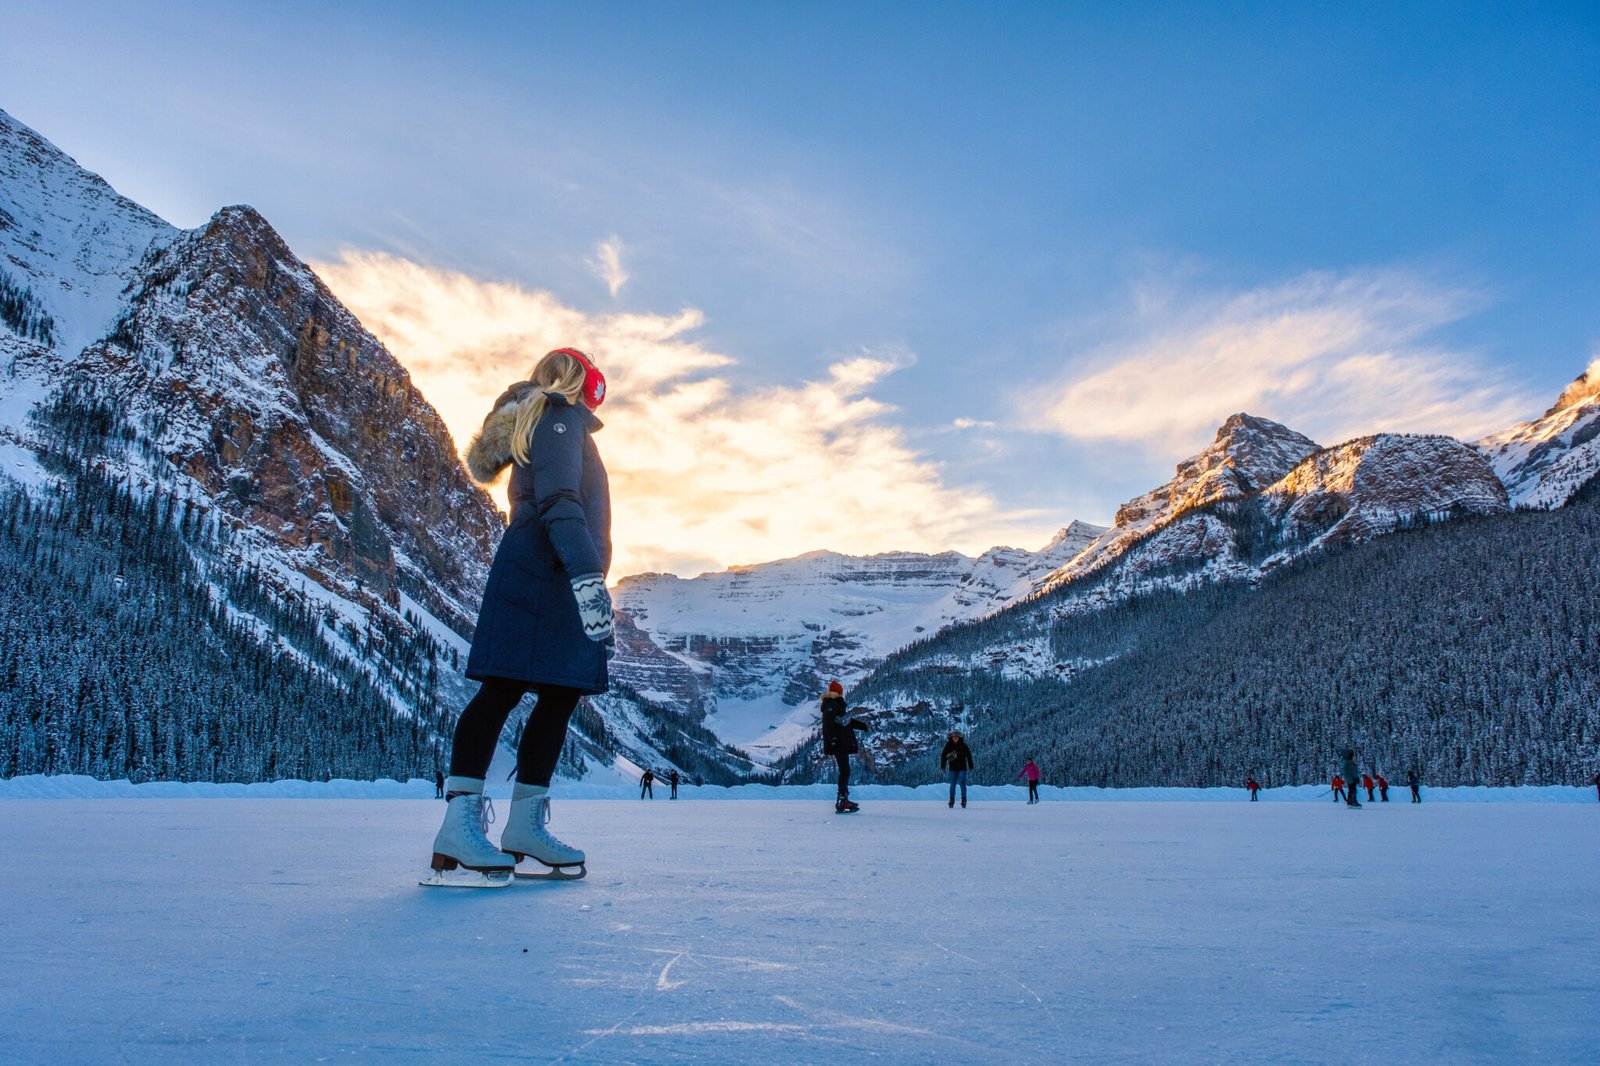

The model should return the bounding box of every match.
[3,797,1596,1063]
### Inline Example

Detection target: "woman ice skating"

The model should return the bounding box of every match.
[941,730,975,808]
[1362,773,1375,802]
[669,769,680,800]
[1245,776,1262,801]
[1408,769,1422,803]
[640,768,655,799]
[1017,758,1041,804]
[1375,772,1390,802]
[820,681,868,813]
[423,348,613,888]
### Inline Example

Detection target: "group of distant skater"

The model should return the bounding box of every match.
[636,767,680,799]
[1244,757,1423,805]
[821,678,1043,813]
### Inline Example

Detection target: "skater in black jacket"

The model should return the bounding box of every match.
[941,731,975,808]
[1408,769,1421,803]
[640,768,655,799]
[820,680,868,812]
[1341,750,1362,808]
[669,769,680,800]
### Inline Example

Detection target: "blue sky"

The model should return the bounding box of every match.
[4,1,1597,574]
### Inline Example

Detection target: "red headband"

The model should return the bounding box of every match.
[549,347,606,409]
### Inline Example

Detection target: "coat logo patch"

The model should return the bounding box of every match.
[553,422,567,434]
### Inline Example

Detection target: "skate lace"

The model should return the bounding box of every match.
[536,796,572,848]
[476,795,496,838]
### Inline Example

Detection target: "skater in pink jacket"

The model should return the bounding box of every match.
[1017,759,1042,804]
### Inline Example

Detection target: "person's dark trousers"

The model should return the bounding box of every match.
[1366,787,1375,801]
[834,752,851,799]
[1346,788,1361,807]
[1333,788,1343,803]
[671,783,678,799]
[449,678,582,786]
[641,783,652,799]
[1380,787,1389,802]
[1250,791,1258,801]
[1411,786,1420,803]
[1028,781,1039,804]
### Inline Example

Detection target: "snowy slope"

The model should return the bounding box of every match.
[0,107,174,355]
[4,798,1596,1063]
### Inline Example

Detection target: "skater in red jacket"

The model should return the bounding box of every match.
[1362,774,1375,802]
[1245,776,1262,801]
[1331,775,1346,803]
[1375,773,1390,802]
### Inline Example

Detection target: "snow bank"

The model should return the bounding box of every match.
[2,774,1593,803]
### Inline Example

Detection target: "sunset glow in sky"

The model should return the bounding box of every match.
[5,1,1596,576]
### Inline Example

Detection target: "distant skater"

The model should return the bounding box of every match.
[434,769,446,799]
[1245,775,1262,801]
[941,730,975,809]
[1592,771,1600,802]
[820,680,869,813]
[1362,774,1375,802]
[1331,775,1345,803]
[669,769,680,800]
[640,768,654,799]
[1375,773,1389,802]
[1341,751,1362,808]
[1018,758,1041,804]
[1408,769,1421,803]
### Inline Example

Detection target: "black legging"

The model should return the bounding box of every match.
[448,678,582,787]
[834,752,851,798]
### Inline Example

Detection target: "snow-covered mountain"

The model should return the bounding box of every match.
[612,522,1105,759]
[0,107,749,785]
[797,415,1520,778]
[1477,360,1600,509]
[1038,413,1320,595]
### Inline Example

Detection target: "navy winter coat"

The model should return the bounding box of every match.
[465,390,612,693]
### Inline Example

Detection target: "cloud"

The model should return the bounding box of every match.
[588,235,630,297]
[314,250,1040,577]
[1029,269,1539,454]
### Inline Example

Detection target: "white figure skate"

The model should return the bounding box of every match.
[419,775,514,888]
[500,783,587,880]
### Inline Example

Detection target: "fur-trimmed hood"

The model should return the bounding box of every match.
[465,385,602,484]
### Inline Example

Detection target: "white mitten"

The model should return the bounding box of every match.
[570,573,614,643]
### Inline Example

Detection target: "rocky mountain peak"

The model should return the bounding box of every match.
[1040,520,1107,555]
[1114,413,1318,528]
[1543,359,1600,418]
[1477,359,1600,509]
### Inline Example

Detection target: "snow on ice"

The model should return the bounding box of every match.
[2,790,1597,1063]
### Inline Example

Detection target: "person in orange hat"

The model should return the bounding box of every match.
[820,680,869,813]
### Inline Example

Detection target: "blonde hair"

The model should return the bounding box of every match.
[509,351,589,466]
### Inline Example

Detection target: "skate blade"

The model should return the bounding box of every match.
[514,862,587,881]
[418,868,514,889]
